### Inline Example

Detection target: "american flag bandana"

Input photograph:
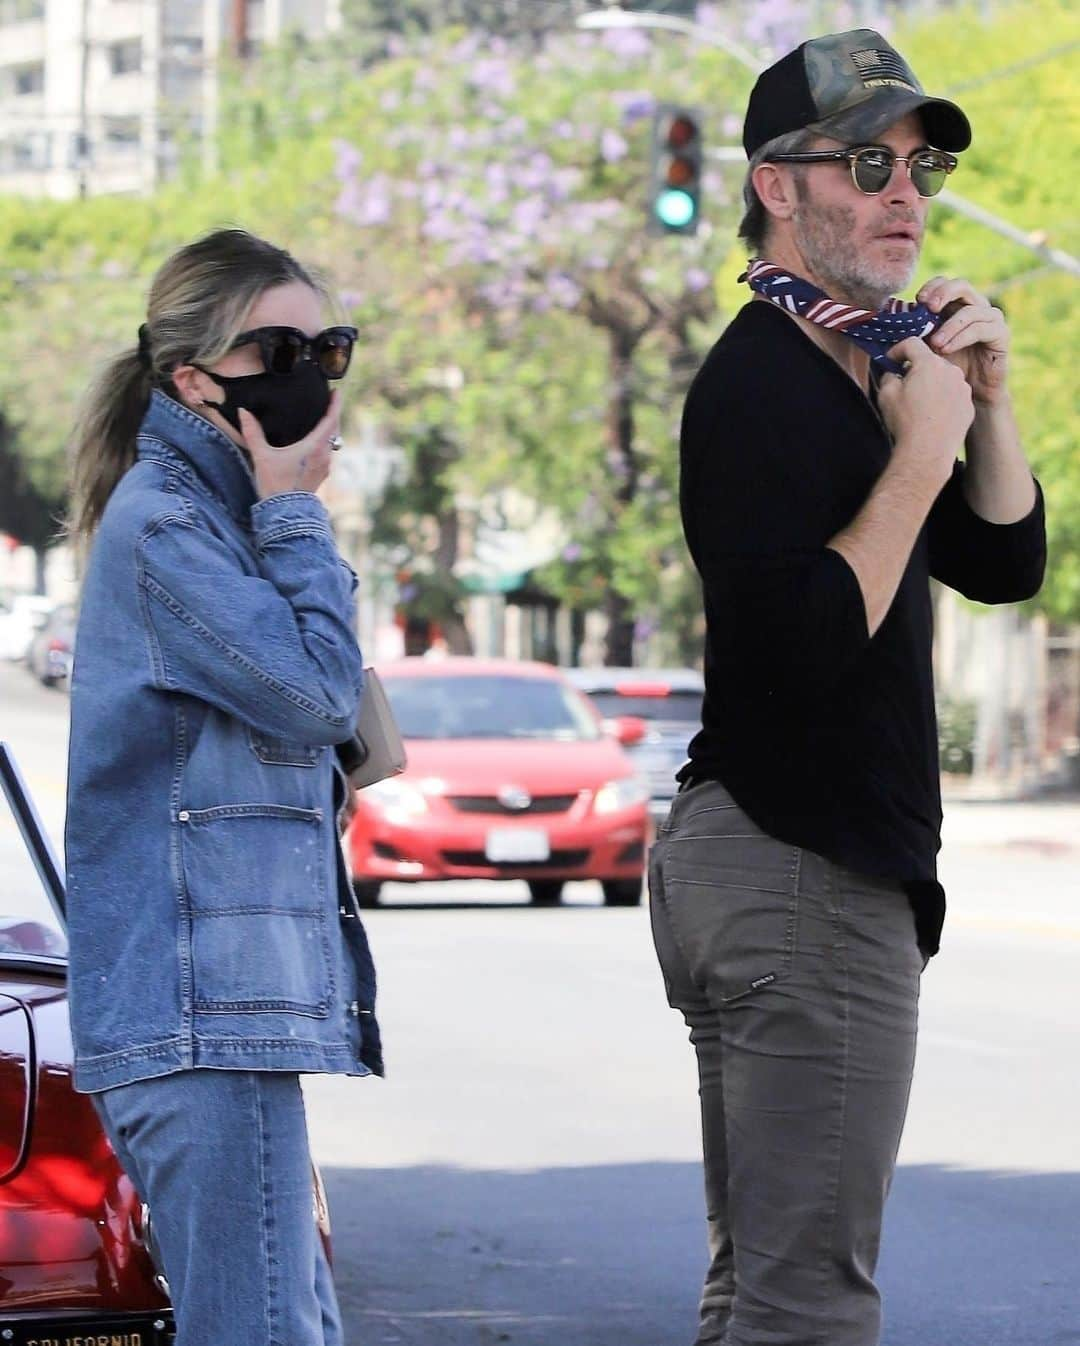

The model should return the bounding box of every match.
[740,259,942,376]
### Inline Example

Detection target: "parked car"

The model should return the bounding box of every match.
[0,744,335,1340]
[0,595,55,663]
[27,603,77,689]
[346,657,650,907]
[564,667,704,823]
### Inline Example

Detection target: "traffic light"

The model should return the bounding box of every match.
[649,105,703,236]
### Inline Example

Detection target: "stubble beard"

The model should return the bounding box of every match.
[793,193,919,311]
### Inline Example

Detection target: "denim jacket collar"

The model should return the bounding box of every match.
[138,388,257,523]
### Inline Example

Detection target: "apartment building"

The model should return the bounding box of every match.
[0,0,342,198]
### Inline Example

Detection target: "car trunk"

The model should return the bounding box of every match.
[0,992,32,1183]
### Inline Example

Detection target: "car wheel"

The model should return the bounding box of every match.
[528,880,564,906]
[602,878,643,907]
[352,880,382,908]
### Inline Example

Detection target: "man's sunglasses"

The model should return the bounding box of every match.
[764,144,958,198]
[229,325,359,379]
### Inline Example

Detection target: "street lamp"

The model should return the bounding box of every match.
[575,7,762,74]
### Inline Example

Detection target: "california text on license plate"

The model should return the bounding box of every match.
[5,1314,173,1345]
[484,827,550,863]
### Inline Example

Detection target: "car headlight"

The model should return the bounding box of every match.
[593,775,649,815]
[363,777,429,822]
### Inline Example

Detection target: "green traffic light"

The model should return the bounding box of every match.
[655,188,696,229]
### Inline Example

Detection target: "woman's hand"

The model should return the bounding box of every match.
[240,390,342,500]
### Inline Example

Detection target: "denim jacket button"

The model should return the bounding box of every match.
[177,810,190,822]
[348,1000,360,1016]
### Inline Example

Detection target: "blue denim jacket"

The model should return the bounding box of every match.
[66,390,383,1092]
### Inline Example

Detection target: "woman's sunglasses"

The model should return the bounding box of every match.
[229,325,359,379]
[764,144,958,198]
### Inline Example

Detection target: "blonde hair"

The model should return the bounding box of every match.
[68,228,327,545]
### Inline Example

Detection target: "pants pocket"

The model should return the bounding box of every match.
[663,833,800,1004]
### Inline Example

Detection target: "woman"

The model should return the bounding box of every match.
[65,228,381,1346]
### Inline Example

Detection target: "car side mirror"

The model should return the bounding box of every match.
[605,714,647,747]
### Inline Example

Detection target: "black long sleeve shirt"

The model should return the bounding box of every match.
[678,300,1047,955]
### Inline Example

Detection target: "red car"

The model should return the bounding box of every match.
[0,744,332,1343]
[346,658,649,907]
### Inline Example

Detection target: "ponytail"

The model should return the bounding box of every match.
[68,347,153,548]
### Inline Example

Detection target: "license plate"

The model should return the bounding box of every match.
[4,1314,173,1345]
[485,827,550,863]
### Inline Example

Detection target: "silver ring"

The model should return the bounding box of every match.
[328,434,343,451]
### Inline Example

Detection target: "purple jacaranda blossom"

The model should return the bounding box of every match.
[634,618,657,641]
[601,129,629,164]
[339,290,363,309]
[334,180,363,220]
[562,543,583,562]
[468,58,516,100]
[355,175,393,227]
[386,35,407,58]
[548,273,583,310]
[450,34,482,64]
[553,120,575,139]
[333,139,362,182]
[511,196,547,235]
[602,27,652,59]
[380,91,401,113]
[722,113,742,139]
[612,91,656,126]
[685,268,711,293]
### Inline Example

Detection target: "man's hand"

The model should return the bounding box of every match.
[878,336,974,493]
[239,390,342,500]
[917,276,1010,407]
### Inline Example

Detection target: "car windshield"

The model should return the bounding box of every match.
[0,749,68,962]
[382,674,601,742]
[587,690,702,723]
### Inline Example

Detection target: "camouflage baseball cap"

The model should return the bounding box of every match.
[743,29,971,157]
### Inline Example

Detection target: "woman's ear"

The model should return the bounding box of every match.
[171,363,210,410]
[751,162,799,226]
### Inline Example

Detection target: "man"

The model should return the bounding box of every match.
[648,29,1046,1346]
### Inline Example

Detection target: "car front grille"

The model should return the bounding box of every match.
[441,849,590,869]
[447,794,578,815]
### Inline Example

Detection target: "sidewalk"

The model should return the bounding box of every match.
[941,794,1080,855]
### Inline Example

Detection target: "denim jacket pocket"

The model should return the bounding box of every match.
[178,803,334,1016]
[248,728,321,767]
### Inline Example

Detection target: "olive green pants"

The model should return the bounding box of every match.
[649,781,924,1346]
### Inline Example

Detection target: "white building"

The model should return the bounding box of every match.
[0,0,341,198]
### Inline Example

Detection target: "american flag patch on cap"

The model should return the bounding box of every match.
[851,48,917,91]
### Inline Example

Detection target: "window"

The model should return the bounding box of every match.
[108,38,142,76]
[0,0,46,23]
[0,132,50,172]
[103,117,141,153]
[14,62,44,95]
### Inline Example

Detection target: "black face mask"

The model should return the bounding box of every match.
[193,360,331,448]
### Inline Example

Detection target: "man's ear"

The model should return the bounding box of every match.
[751,161,799,225]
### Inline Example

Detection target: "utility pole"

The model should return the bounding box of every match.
[76,0,91,198]
[230,0,249,61]
[202,0,221,178]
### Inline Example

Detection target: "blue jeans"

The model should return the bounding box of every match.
[93,1069,343,1346]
